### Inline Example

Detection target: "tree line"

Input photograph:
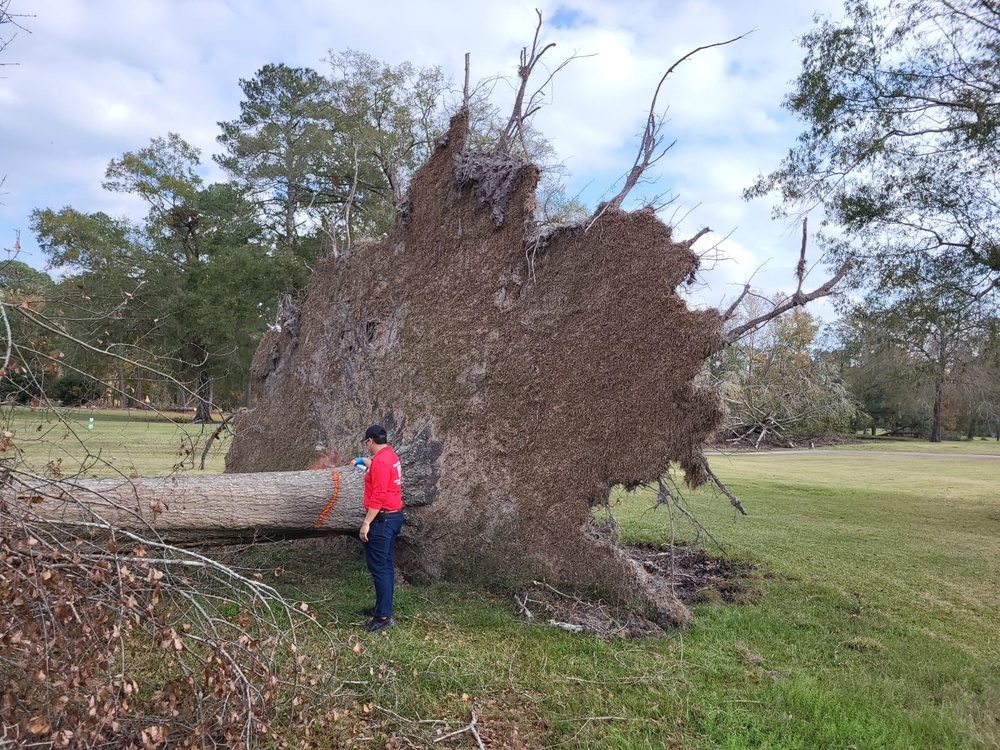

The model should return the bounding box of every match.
[5,0,1000,442]
[3,51,584,420]
[728,0,1000,444]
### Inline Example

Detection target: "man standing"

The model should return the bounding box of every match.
[356,424,403,632]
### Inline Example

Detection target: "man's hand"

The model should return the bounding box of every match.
[359,521,370,543]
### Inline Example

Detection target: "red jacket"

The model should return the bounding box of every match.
[364,446,403,511]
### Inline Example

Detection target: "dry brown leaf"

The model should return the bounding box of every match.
[27,715,50,734]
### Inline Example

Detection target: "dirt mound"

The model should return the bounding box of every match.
[517,545,758,638]
[225,110,725,625]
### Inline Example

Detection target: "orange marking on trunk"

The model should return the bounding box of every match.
[313,471,341,528]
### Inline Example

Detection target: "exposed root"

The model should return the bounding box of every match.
[515,543,757,638]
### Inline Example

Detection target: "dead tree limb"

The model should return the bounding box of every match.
[496,10,589,156]
[602,31,753,212]
[721,284,752,323]
[723,218,850,345]
[497,10,554,154]
[463,52,471,110]
[199,411,237,470]
[656,476,729,551]
[703,463,748,516]
[795,215,809,295]
[723,263,849,345]
[681,226,712,248]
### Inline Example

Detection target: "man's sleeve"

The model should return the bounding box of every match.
[369,456,390,508]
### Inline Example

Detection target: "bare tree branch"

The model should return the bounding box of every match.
[497,10,554,153]
[8,302,205,403]
[703,462,748,516]
[199,410,238,470]
[681,226,712,248]
[496,10,591,156]
[463,51,471,110]
[723,264,849,345]
[795,216,808,295]
[723,222,850,344]
[721,283,752,322]
[602,31,754,212]
[0,0,32,64]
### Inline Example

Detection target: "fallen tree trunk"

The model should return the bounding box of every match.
[4,467,366,544]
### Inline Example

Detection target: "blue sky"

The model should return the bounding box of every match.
[0,0,847,314]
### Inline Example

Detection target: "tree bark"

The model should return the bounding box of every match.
[117,359,127,409]
[931,378,944,442]
[194,371,214,423]
[6,467,367,544]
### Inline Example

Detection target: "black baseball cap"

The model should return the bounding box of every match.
[362,424,388,443]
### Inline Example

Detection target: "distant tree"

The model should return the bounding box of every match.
[32,136,305,419]
[749,0,1000,293]
[160,181,307,410]
[32,208,156,408]
[326,50,449,204]
[50,371,102,406]
[0,258,53,297]
[956,327,1000,439]
[218,55,453,260]
[716,299,856,446]
[827,313,931,436]
[922,312,1000,439]
[0,257,59,403]
[216,64,343,261]
[843,274,997,441]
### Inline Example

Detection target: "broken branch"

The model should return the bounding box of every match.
[603,31,753,211]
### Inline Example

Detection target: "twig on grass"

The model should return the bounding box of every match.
[433,708,486,749]
[704,463,748,516]
[548,619,584,633]
[514,592,535,618]
[532,579,586,602]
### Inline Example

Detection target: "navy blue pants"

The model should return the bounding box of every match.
[363,511,404,619]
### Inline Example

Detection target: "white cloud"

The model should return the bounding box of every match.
[1,0,847,311]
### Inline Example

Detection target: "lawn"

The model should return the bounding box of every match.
[3,411,997,748]
[274,448,1000,748]
[841,435,1000,455]
[0,405,231,476]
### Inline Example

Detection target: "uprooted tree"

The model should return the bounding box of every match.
[222,104,722,623]
[6,29,847,630]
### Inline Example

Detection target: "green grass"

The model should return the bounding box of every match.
[4,410,998,747]
[601,452,1000,748]
[256,450,999,749]
[839,435,1000,455]
[0,405,231,476]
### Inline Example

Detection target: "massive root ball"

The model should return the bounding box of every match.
[225,112,725,625]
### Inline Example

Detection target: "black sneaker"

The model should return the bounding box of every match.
[363,616,395,632]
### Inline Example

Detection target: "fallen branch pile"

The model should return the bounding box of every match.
[0,466,351,748]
